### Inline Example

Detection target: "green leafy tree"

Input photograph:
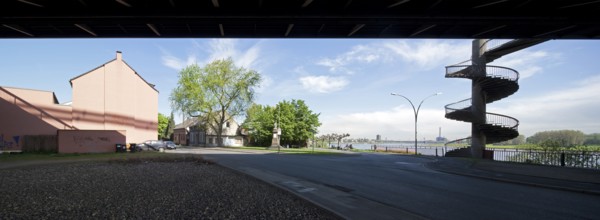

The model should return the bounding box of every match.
[319,134,334,148]
[170,58,261,146]
[242,99,321,147]
[498,134,526,145]
[584,133,600,145]
[329,133,350,148]
[511,135,526,145]
[526,130,585,148]
[242,104,275,146]
[158,113,169,139]
[276,100,321,147]
[166,112,176,140]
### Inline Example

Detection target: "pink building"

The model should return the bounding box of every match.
[0,51,158,153]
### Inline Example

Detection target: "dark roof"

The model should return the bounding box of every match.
[174,117,200,130]
[69,56,159,93]
[1,0,599,39]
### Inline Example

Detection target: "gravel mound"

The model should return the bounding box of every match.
[0,158,340,219]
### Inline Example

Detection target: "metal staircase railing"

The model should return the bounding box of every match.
[445,99,519,131]
[444,137,471,148]
[486,112,519,130]
[445,98,471,115]
[446,65,519,81]
[444,39,525,154]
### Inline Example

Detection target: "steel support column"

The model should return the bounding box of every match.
[470,39,487,158]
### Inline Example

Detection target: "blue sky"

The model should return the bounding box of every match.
[1,39,599,141]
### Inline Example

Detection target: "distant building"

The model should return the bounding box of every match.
[0,51,158,153]
[376,134,381,141]
[173,117,201,146]
[173,116,243,147]
[436,127,447,142]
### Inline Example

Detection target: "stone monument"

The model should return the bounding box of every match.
[268,122,281,149]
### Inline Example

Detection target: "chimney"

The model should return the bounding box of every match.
[116,51,122,61]
[439,127,441,137]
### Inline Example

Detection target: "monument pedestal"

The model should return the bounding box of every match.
[268,126,281,150]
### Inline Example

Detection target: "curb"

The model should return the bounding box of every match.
[425,160,600,196]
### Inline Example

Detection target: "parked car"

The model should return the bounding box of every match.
[164,141,177,149]
[137,140,168,152]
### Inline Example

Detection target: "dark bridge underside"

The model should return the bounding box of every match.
[2,0,600,39]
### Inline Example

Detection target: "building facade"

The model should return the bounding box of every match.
[70,51,158,144]
[173,116,243,147]
[0,51,158,153]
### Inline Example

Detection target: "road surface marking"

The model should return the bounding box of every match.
[281,181,316,193]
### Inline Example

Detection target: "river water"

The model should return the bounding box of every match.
[339,143,454,156]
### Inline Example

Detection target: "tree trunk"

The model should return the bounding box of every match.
[216,126,224,147]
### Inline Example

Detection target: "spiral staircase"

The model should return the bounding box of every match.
[444,39,547,158]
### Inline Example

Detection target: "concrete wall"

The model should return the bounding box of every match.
[0,87,72,151]
[58,130,125,153]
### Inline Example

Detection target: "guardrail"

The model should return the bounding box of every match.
[372,145,455,156]
[490,149,600,169]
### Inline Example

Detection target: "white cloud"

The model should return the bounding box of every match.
[161,53,197,70]
[316,40,471,75]
[160,39,263,71]
[318,74,600,140]
[316,43,389,74]
[383,40,471,68]
[204,39,261,69]
[491,50,553,79]
[255,74,273,94]
[299,75,349,93]
[318,106,469,141]
[495,74,600,136]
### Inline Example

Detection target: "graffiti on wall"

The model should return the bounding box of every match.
[72,136,112,147]
[0,134,20,149]
[59,130,125,153]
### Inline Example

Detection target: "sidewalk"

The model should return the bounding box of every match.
[427,157,600,195]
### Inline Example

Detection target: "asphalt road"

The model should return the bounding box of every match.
[172,148,600,220]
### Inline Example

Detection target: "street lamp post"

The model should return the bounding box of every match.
[391,92,442,155]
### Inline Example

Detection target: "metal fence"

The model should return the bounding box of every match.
[489,149,600,169]
[373,145,449,156]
